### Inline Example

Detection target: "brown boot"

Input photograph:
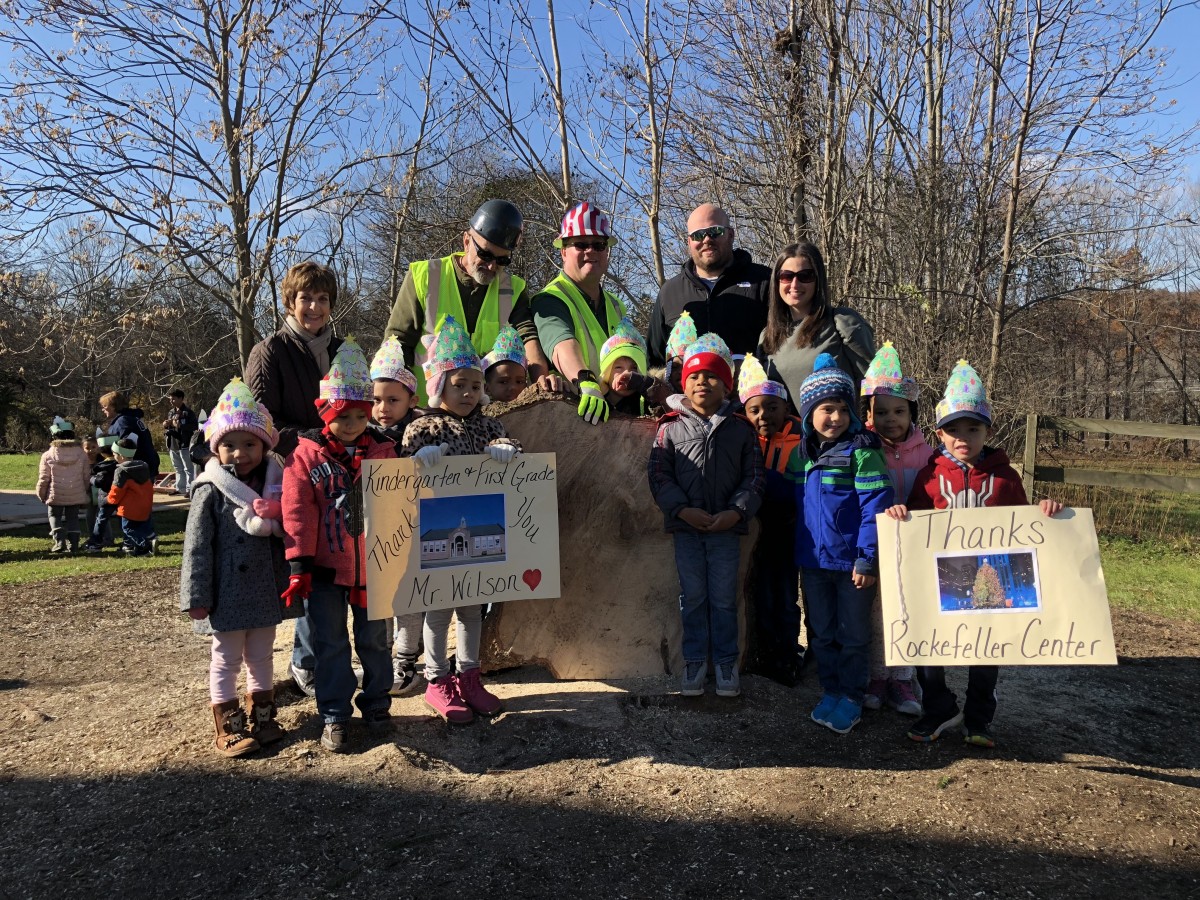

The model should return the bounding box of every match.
[212,700,259,758]
[245,690,285,745]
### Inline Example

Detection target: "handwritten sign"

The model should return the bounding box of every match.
[878,506,1116,666]
[362,453,560,618]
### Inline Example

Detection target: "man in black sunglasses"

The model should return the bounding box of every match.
[646,204,771,373]
[384,199,553,403]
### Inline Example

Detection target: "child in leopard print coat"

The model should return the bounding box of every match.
[400,316,521,725]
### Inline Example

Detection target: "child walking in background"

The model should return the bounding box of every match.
[603,317,670,415]
[84,433,119,552]
[369,336,425,696]
[108,434,158,556]
[786,354,894,734]
[401,316,521,724]
[887,360,1062,747]
[859,342,927,715]
[739,356,806,686]
[282,338,395,753]
[482,325,530,404]
[36,417,89,555]
[180,378,295,758]
[649,333,763,698]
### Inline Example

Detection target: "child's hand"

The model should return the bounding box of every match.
[281,573,312,607]
[852,572,877,589]
[885,504,909,520]
[1040,498,1063,517]
[612,370,632,393]
[679,507,714,530]
[487,443,519,464]
[708,510,742,532]
[189,607,210,620]
[252,498,282,520]
[413,442,450,468]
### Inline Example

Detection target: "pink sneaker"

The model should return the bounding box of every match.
[863,678,888,710]
[424,675,473,724]
[454,668,503,717]
[888,678,923,716]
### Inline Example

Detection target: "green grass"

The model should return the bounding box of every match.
[0,507,188,585]
[0,451,169,491]
[1099,535,1200,622]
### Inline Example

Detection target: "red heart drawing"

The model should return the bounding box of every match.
[522,569,541,591]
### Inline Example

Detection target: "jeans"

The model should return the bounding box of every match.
[918,665,999,725]
[307,582,392,724]
[801,567,873,703]
[674,530,742,667]
[89,503,118,547]
[292,607,317,671]
[751,529,801,665]
[423,605,481,681]
[121,517,156,552]
[169,446,194,493]
[47,505,82,544]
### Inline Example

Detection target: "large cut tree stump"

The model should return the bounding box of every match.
[480,395,757,680]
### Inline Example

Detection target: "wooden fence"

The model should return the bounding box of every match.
[1021,415,1200,498]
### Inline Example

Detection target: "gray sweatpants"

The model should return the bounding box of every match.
[423,605,482,681]
[48,505,83,545]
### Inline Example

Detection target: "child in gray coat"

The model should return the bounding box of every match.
[180,378,296,758]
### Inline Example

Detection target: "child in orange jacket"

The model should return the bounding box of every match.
[107,434,157,556]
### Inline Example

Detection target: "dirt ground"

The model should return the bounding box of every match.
[1,570,1197,899]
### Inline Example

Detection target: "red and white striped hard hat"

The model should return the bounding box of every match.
[553,201,619,248]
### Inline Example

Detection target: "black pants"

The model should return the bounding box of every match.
[751,528,801,665]
[917,665,999,725]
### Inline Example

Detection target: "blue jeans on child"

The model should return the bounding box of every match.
[292,610,317,672]
[89,503,118,547]
[121,517,156,552]
[306,581,392,725]
[801,567,872,704]
[674,530,741,667]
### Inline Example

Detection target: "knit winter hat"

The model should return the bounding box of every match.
[861,341,919,401]
[799,353,862,436]
[935,359,992,428]
[50,416,74,437]
[316,336,374,422]
[665,311,698,362]
[370,335,418,396]
[737,355,788,404]
[482,324,528,373]
[681,332,735,392]
[422,315,483,407]
[205,377,279,451]
[599,317,648,384]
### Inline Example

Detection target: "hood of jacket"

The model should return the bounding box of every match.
[115,458,151,483]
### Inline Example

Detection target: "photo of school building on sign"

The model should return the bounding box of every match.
[418,494,507,570]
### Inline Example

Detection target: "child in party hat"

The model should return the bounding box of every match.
[180,377,297,758]
[281,337,396,753]
[662,310,698,394]
[649,332,763,698]
[784,354,894,734]
[886,360,1062,747]
[370,335,421,442]
[600,317,669,416]
[107,433,158,556]
[400,316,521,724]
[859,341,929,715]
[36,416,89,555]
[84,431,120,552]
[737,356,807,686]
[482,324,530,404]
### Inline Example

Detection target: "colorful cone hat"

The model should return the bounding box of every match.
[423,316,482,404]
[319,336,373,403]
[681,332,735,391]
[665,311,698,361]
[205,376,279,450]
[599,317,648,383]
[737,354,788,403]
[861,341,919,401]
[370,335,418,396]
[482,324,528,372]
[935,359,991,428]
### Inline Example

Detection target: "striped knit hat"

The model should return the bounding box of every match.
[553,201,618,248]
[799,353,862,436]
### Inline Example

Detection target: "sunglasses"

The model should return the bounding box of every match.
[778,268,817,284]
[468,234,511,267]
[565,240,611,253]
[688,226,729,242]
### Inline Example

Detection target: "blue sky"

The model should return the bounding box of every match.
[1157,1,1200,177]
[419,494,506,534]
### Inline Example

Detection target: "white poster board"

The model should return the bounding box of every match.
[362,453,560,619]
[878,506,1116,666]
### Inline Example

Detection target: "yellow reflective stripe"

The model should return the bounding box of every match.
[541,273,623,374]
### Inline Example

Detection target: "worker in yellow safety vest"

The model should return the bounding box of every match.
[384,200,554,404]
[531,202,628,425]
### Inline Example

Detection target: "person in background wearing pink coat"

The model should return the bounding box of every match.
[36,416,90,555]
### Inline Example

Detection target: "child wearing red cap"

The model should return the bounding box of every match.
[648,333,764,698]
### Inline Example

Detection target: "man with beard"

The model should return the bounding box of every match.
[385,200,552,404]
[645,203,771,370]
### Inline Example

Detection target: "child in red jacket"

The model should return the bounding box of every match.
[282,337,395,753]
[887,360,1061,747]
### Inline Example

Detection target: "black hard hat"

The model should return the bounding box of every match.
[469,199,523,251]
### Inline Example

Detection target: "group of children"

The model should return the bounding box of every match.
[649,319,1062,748]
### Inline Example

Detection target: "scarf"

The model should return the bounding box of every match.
[320,428,373,476]
[285,315,334,374]
[192,457,285,537]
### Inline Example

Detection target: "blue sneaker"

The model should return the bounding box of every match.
[811,693,839,726]
[680,660,706,696]
[825,697,863,734]
[715,663,740,698]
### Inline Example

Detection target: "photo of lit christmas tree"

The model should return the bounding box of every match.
[971,560,1010,609]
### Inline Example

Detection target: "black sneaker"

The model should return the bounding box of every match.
[83,543,104,554]
[907,709,964,743]
[320,722,349,752]
[363,708,393,731]
[390,660,425,697]
[963,719,996,748]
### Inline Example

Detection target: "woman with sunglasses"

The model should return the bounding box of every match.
[756,242,875,412]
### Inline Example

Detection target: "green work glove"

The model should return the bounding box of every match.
[574,371,609,426]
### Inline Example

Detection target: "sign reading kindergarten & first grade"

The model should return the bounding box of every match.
[362,453,560,619]
[878,506,1116,666]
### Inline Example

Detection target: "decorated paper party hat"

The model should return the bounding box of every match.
[737,354,788,403]
[50,416,74,436]
[681,332,735,391]
[370,335,418,396]
[423,316,483,405]
[482,324,528,372]
[599,317,648,383]
[861,341,919,401]
[319,336,373,403]
[206,377,279,451]
[935,359,991,428]
[665,311,698,361]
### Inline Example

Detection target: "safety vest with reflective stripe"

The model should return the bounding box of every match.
[537,272,624,377]
[410,253,526,404]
